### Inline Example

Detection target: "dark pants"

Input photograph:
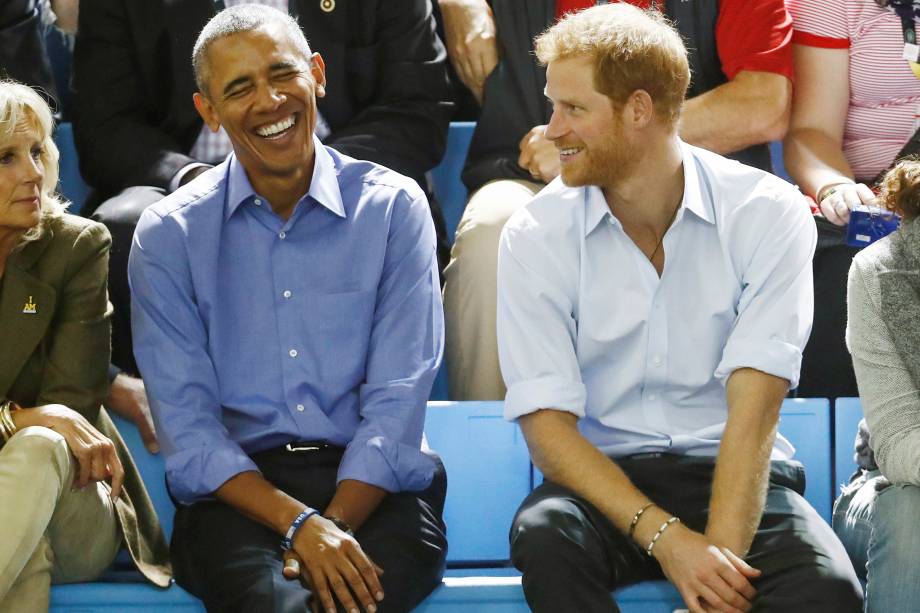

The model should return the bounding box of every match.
[798,217,860,399]
[91,182,450,374]
[510,454,863,613]
[170,446,448,613]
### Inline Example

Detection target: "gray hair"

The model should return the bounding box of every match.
[0,80,66,251]
[192,4,312,97]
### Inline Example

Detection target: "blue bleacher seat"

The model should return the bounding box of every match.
[430,122,475,245]
[424,401,532,564]
[833,397,864,490]
[777,398,833,521]
[53,122,90,215]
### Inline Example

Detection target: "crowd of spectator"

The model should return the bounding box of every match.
[0,0,918,612]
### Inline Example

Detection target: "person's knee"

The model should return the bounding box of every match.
[91,186,166,228]
[4,426,70,473]
[511,497,593,568]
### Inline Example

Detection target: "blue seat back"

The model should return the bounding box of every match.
[779,398,832,521]
[431,122,475,245]
[53,122,90,214]
[833,397,864,489]
[424,401,531,564]
[109,413,176,541]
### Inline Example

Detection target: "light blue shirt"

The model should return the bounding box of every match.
[497,142,816,460]
[129,138,443,504]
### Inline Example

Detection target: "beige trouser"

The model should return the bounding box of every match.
[443,178,543,400]
[0,426,121,613]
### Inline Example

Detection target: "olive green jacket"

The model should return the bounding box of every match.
[0,214,171,587]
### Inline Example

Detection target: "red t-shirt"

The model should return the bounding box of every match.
[554,0,793,81]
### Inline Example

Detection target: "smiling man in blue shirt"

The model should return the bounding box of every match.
[127,6,446,613]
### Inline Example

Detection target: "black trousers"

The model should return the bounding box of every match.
[170,446,448,613]
[90,183,451,374]
[510,454,863,613]
[797,217,860,399]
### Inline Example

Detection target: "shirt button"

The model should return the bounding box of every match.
[279,231,286,240]
[283,290,292,299]
[253,198,262,206]
[648,393,657,401]
[296,404,305,412]
[652,355,662,366]
[288,349,298,358]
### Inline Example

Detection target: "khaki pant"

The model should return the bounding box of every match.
[443,179,543,400]
[0,426,121,612]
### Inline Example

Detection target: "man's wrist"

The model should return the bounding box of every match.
[324,514,354,536]
[281,507,319,550]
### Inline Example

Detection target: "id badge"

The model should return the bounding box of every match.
[846,205,901,248]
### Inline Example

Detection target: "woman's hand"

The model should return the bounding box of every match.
[12,404,125,499]
[817,182,876,226]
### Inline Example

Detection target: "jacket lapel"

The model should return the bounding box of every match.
[0,239,57,399]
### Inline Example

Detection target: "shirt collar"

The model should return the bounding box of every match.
[583,140,714,237]
[224,135,346,221]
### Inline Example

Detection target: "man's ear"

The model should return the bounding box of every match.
[310,52,327,99]
[193,92,221,133]
[626,89,655,129]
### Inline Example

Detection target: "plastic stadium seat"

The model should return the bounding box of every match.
[833,397,864,490]
[430,122,475,244]
[778,398,833,522]
[53,122,90,215]
[424,401,531,564]
[51,582,204,612]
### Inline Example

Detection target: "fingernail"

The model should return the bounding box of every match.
[376,591,384,601]
[350,608,358,613]
[368,605,377,613]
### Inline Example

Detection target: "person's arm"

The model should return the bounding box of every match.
[847,258,920,485]
[105,373,158,453]
[497,221,757,613]
[333,186,444,519]
[783,44,875,224]
[680,70,791,154]
[324,0,452,182]
[706,368,787,555]
[437,0,498,104]
[73,0,199,194]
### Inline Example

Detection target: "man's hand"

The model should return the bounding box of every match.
[518,125,559,183]
[106,373,158,453]
[439,0,498,103]
[283,516,384,613]
[653,524,760,613]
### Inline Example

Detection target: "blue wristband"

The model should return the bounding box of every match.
[281,507,318,550]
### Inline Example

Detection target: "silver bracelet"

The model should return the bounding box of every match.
[627,502,655,539]
[646,516,680,557]
[0,401,16,443]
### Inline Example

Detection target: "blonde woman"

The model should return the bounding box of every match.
[0,80,169,611]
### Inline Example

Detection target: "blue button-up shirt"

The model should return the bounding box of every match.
[497,142,817,460]
[129,138,443,504]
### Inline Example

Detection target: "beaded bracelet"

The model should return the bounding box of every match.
[646,516,680,557]
[281,507,319,551]
[627,502,655,539]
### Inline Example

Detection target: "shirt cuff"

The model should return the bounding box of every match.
[715,337,803,390]
[336,436,436,493]
[504,376,587,421]
[169,163,212,193]
[165,441,259,505]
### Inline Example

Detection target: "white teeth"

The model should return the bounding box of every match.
[256,115,295,137]
[560,147,582,155]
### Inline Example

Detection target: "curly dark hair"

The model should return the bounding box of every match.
[878,157,920,220]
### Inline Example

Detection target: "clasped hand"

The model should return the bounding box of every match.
[653,524,761,613]
[282,515,384,613]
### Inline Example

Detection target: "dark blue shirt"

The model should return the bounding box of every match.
[129,139,443,504]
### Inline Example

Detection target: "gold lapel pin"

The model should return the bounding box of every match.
[320,0,335,13]
[22,295,37,315]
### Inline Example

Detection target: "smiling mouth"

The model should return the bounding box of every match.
[559,146,583,161]
[254,114,297,139]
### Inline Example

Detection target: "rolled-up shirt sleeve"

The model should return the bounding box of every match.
[129,208,258,504]
[715,187,817,388]
[497,212,586,422]
[336,191,443,493]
